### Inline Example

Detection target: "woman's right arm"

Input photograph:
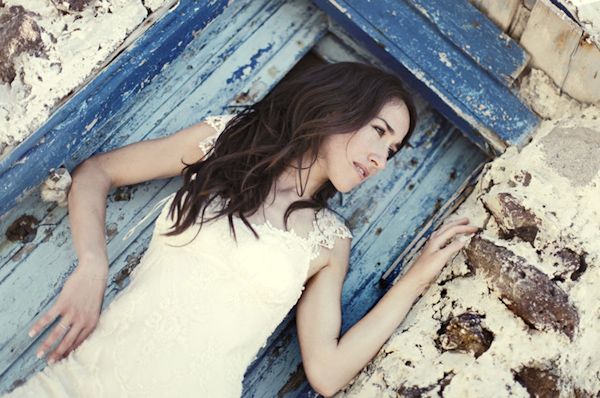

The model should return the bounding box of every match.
[28,120,220,364]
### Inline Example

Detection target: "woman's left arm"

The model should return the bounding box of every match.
[296,218,478,397]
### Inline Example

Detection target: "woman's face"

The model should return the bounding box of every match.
[319,100,411,193]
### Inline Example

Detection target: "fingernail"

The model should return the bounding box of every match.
[48,358,56,365]
[459,236,468,242]
[29,330,36,338]
[36,351,45,359]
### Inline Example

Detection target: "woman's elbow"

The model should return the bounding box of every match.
[71,156,112,189]
[305,364,345,397]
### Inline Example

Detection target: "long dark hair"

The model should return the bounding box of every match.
[167,62,417,238]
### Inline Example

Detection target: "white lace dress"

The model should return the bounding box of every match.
[7,115,351,398]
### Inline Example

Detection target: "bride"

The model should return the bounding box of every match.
[8,62,477,397]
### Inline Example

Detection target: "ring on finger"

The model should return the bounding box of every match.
[58,322,69,330]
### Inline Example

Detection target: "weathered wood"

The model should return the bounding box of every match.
[409,0,528,85]
[313,0,540,153]
[470,0,520,32]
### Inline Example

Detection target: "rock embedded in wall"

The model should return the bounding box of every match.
[0,6,44,84]
[335,93,600,397]
[0,0,168,158]
[464,235,579,341]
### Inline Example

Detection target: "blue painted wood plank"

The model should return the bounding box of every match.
[1,0,329,393]
[408,0,529,86]
[0,0,498,395]
[313,0,540,153]
[0,0,231,219]
[63,0,294,169]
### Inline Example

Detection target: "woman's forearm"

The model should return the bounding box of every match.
[68,158,112,272]
[315,270,429,395]
[303,220,479,397]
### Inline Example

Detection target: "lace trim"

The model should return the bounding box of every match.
[199,114,236,155]
[307,210,352,260]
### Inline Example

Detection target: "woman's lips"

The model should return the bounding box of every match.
[354,162,368,180]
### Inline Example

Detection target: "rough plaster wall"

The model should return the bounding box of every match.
[0,0,169,158]
[472,0,600,105]
[562,0,600,44]
[335,71,600,397]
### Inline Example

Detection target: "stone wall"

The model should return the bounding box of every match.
[0,0,169,158]
[336,72,600,397]
[470,0,600,105]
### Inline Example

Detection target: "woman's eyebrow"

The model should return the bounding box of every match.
[376,117,395,135]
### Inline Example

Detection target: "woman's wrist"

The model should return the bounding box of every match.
[398,265,435,297]
[74,255,109,278]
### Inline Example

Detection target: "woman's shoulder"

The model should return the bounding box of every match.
[203,114,236,134]
[309,209,352,250]
[198,114,236,155]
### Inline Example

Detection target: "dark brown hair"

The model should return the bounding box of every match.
[167,62,416,238]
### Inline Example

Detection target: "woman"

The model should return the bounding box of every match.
[9,63,476,397]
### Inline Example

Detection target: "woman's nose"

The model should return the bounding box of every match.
[368,152,387,170]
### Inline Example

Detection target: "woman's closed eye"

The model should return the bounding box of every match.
[374,125,396,159]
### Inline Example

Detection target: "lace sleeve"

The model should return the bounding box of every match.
[199,114,236,155]
[307,209,352,260]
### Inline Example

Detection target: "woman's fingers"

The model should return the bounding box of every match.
[29,306,60,339]
[440,235,471,256]
[431,224,479,250]
[432,218,470,238]
[63,329,90,358]
[35,316,71,360]
[47,323,83,363]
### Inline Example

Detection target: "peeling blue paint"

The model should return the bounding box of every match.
[226,43,274,84]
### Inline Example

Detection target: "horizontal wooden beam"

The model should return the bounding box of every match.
[0,0,231,219]
[313,0,540,153]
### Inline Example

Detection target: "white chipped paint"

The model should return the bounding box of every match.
[413,3,431,19]
[410,66,506,152]
[329,0,347,13]
[84,117,98,133]
[438,52,453,67]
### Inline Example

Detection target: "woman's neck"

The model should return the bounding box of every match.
[275,155,328,201]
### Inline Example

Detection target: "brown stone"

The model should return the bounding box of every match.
[395,372,454,398]
[483,192,540,244]
[438,313,494,358]
[50,0,95,13]
[464,236,579,340]
[5,215,39,243]
[0,6,44,84]
[514,365,560,398]
[552,248,588,282]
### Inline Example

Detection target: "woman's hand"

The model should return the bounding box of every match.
[29,262,107,364]
[406,218,479,286]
